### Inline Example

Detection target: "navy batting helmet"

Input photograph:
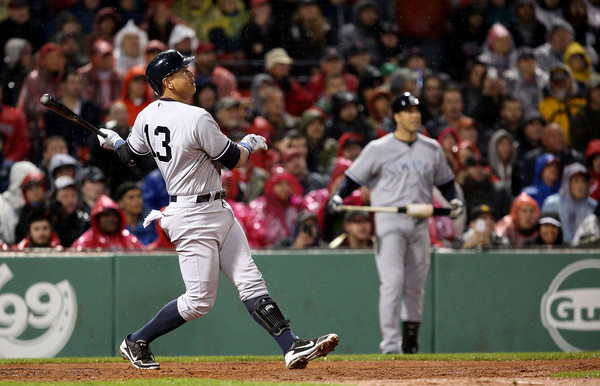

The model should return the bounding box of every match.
[146,49,195,96]
[391,92,420,113]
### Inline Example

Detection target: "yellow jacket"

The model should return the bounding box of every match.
[538,95,586,145]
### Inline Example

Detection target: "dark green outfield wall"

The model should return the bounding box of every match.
[0,250,598,358]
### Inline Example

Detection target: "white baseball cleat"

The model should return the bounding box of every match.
[119,335,160,370]
[284,333,339,369]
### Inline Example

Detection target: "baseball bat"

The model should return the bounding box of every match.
[339,204,451,216]
[39,94,107,138]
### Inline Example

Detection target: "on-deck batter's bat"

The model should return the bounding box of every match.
[39,94,107,138]
[339,204,451,217]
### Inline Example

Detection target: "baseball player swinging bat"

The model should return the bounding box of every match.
[339,204,451,218]
[39,93,107,138]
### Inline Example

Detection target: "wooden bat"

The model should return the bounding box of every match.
[39,94,107,138]
[339,204,451,217]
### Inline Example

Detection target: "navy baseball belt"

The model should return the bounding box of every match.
[170,189,226,203]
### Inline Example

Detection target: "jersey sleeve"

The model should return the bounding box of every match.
[433,141,455,186]
[346,143,377,185]
[194,112,233,159]
[127,118,150,156]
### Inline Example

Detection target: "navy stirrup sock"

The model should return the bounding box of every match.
[130,299,186,343]
[244,297,297,352]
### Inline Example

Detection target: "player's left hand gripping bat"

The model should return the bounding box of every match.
[40,94,107,138]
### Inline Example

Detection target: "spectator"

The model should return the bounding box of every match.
[193,42,240,100]
[477,23,517,75]
[168,23,198,57]
[171,0,219,43]
[442,5,486,80]
[494,192,540,247]
[344,41,380,87]
[329,210,374,248]
[338,0,383,64]
[313,73,348,117]
[71,193,143,251]
[48,153,79,189]
[327,91,376,142]
[143,39,167,66]
[39,136,68,179]
[299,108,337,174]
[462,204,507,250]
[1,38,33,107]
[12,209,63,251]
[564,0,600,67]
[366,88,393,134]
[78,39,122,118]
[77,166,106,214]
[506,0,547,49]
[542,162,597,244]
[515,110,546,160]
[280,148,328,195]
[113,19,148,77]
[503,46,548,117]
[461,154,512,220]
[488,129,520,195]
[68,0,103,36]
[285,0,334,64]
[572,201,600,247]
[57,30,88,72]
[214,96,248,138]
[44,68,101,163]
[419,74,444,125]
[455,116,479,152]
[534,0,568,31]
[86,7,120,49]
[569,73,600,153]
[524,211,565,247]
[437,126,461,177]
[142,1,179,46]
[306,46,359,102]
[204,0,249,52]
[0,0,46,54]
[254,47,314,116]
[336,132,364,163]
[272,210,327,249]
[238,0,283,63]
[116,0,146,27]
[586,139,600,202]
[48,175,90,248]
[378,21,402,67]
[426,85,469,140]
[519,122,585,187]
[564,41,594,96]
[193,76,218,118]
[249,87,297,144]
[0,161,41,245]
[534,21,575,73]
[522,153,562,208]
[460,61,487,121]
[115,181,157,246]
[0,87,29,162]
[14,171,46,243]
[247,166,303,248]
[17,43,65,160]
[118,66,154,127]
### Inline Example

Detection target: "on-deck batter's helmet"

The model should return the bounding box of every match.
[391,92,420,114]
[146,49,195,96]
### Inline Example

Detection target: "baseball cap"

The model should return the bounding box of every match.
[470,203,495,220]
[216,96,240,110]
[264,48,293,69]
[299,108,325,131]
[550,67,570,82]
[55,175,77,190]
[296,210,317,224]
[322,46,343,61]
[517,46,535,61]
[538,211,561,227]
[522,109,546,126]
[78,166,105,184]
[345,210,370,222]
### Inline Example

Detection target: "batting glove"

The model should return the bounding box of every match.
[240,134,268,153]
[326,195,343,214]
[98,128,124,151]
[449,198,464,219]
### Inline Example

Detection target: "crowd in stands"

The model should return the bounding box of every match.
[3,0,600,252]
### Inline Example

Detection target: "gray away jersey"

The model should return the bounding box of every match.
[346,133,454,207]
[127,99,231,196]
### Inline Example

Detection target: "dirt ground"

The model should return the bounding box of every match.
[1,358,599,385]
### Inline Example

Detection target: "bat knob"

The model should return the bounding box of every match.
[40,94,50,105]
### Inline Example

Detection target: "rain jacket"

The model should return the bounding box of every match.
[247,167,304,248]
[494,192,540,247]
[71,194,143,251]
[0,101,30,161]
[586,139,600,201]
[522,153,562,208]
[542,162,598,244]
[487,129,516,192]
[12,233,63,251]
[564,42,592,95]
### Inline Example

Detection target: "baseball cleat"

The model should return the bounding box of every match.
[284,333,339,369]
[119,335,160,370]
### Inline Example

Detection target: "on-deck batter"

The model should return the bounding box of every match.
[328,92,463,354]
[98,49,338,370]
